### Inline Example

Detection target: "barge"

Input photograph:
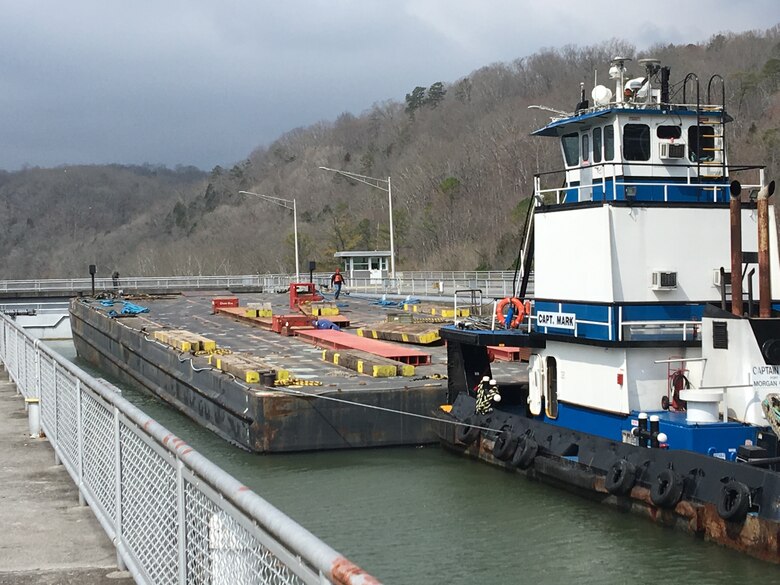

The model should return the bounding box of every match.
[70,292,448,452]
[437,58,780,562]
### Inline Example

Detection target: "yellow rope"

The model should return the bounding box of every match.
[194,348,232,356]
[274,378,323,387]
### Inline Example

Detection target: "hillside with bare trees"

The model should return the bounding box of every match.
[1,28,779,279]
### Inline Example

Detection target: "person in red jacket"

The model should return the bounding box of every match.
[330,268,346,300]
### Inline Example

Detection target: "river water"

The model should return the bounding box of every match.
[48,341,778,584]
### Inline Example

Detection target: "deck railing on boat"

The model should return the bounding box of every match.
[524,306,701,343]
[618,318,702,342]
[534,164,767,205]
[0,312,379,585]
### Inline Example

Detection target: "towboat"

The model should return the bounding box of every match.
[437,57,780,562]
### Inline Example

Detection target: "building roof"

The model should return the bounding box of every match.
[334,250,392,258]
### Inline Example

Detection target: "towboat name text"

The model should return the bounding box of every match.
[752,365,780,387]
[537,311,577,330]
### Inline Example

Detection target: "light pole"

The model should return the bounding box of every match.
[239,190,300,281]
[318,166,395,278]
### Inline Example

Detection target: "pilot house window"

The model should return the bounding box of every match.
[593,127,602,163]
[604,125,615,161]
[561,133,579,167]
[623,124,651,161]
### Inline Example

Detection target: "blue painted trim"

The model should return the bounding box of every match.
[541,403,758,457]
[566,176,728,204]
[533,301,703,342]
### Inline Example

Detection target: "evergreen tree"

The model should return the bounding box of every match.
[404,86,427,116]
[425,82,447,108]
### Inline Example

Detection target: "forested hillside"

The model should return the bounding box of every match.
[2,27,779,279]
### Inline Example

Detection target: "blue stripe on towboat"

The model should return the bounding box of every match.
[541,402,758,457]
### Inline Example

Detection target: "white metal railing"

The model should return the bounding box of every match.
[534,164,766,205]
[619,319,701,342]
[0,313,379,585]
[0,271,534,300]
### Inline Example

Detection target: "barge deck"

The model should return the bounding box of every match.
[70,291,452,453]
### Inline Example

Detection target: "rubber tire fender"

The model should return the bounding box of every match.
[456,416,481,445]
[492,429,517,461]
[650,469,684,508]
[604,459,637,495]
[717,480,751,522]
[511,436,539,469]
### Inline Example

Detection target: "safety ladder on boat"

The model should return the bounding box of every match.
[683,73,728,192]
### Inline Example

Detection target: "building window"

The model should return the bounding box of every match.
[561,133,579,167]
[623,124,651,161]
[604,125,615,161]
[593,127,602,163]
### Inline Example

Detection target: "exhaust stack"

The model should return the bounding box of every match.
[758,180,776,318]
[729,181,743,317]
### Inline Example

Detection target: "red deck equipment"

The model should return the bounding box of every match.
[296,329,431,365]
[211,297,239,314]
[289,283,324,309]
[487,346,531,362]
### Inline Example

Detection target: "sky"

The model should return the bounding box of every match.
[0,1,777,171]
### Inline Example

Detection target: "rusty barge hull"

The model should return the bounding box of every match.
[438,394,780,563]
[70,299,445,452]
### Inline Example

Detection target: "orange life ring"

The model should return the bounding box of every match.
[496,297,529,328]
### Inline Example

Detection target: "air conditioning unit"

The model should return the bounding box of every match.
[659,142,685,159]
[651,270,677,290]
[713,269,732,288]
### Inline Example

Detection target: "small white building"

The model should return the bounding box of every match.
[334,251,391,283]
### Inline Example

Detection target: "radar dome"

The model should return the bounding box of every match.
[591,85,613,106]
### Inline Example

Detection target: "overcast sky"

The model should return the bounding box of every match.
[0,1,776,171]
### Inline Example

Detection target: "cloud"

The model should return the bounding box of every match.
[0,0,775,170]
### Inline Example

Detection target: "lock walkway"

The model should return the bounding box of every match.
[0,368,133,585]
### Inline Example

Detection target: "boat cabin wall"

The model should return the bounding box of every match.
[555,114,727,204]
[531,342,629,415]
[531,343,700,417]
[700,316,779,425]
[625,346,703,413]
[535,205,762,305]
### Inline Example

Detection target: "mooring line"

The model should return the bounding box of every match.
[274,385,494,431]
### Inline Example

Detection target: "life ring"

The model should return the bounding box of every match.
[492,429,517,461]
[717,480,751,522]
[456,416,481,445]
[495,297,530,329]
[511,436,539,469]
[650,469,684,508]
[604,459,637,495]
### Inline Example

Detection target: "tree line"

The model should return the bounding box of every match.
[0,27,778,279]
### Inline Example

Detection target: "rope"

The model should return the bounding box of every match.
[274,378,323,387]
[762,393,780,438]
[274,384,494,431]
[194,348,232,356]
